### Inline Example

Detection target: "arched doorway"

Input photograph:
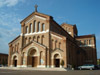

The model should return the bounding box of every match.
[28,48,38,67]
[54,54,60,67]
[13,56,17,67]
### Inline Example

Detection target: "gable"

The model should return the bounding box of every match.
[25,15,47,24]
[20,12,52,25]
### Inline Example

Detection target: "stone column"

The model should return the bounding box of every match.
[17,54,23,67]
[24,54,28,67]
[47,49,50,68]
[51,58,54,68]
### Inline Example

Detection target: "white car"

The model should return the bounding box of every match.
[78,64,95,70]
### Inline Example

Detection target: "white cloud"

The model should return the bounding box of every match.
[0,11,22,27]
[0,0,24,7]
[0,11,22,54]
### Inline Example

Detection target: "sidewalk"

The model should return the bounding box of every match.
[0,67,67,71]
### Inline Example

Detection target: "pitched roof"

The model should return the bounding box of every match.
[9,35,20,44]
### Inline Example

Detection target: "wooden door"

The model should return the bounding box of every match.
[32,57,38,67]
[54,59,60,67]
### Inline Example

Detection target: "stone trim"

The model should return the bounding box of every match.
[24,29,49,36]
[51,34,62,39]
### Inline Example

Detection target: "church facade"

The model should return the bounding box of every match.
[8,6,97,68]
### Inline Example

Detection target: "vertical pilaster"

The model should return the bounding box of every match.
[20,23,25,48]
[8,44,12,67]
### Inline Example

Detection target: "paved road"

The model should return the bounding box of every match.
[0,69,100,75]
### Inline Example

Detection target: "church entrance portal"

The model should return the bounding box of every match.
[28,48,38,67]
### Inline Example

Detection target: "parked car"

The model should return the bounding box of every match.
[0,64,2,67]
[78,64,97,70]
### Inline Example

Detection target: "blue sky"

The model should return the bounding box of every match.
[0,0,100,58]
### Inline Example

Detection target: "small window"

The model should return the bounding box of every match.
[26,26,28,33]
[84,40,87,45]
[42,23,45,31]
[59,42,61,49]
[41,35,44,44]
[25,38,27,45]
[34,21,36,32]
[38,22,40,32]
[37,36,40,43]
[29,37,31,43]
[30,23,32,33]
[33,36,35,41]
[89,40,92,45]
[55,40,57,48]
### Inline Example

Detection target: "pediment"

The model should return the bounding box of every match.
[20,12,53,25]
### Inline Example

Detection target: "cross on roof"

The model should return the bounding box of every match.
[34,4,38,12]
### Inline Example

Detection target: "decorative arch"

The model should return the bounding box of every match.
[41,35,44,44]
[42,23,45,31]
[37,36,40,43]
[28,37,31,43]
[11,53,19,60]
[33,20,36,32]
[52,52,62,59]
[37,22,40,32]
[33,36,35,41]
[25,46,39,56]
[52,52,62,67]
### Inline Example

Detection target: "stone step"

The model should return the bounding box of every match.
[0,67,67,71]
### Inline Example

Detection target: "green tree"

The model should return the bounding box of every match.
[61,60,64,67]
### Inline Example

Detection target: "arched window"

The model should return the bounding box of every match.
[40,51,43,65]
[37,22,40,32]
[89,40,92,45]
[17,43,19,51]
[25,38,27,45]
[15,45,17,51]
[29,37,31,43]
[51,39,54,50]
[33,36,35,41]
[37,36,40,43]
[34,20,36,32]
[41,35,44,44]
[12,47,14,52]
[59,42,61,49]
[42,23,45,31]
[55,40,57,49]
[84,40,87,45]
[30,23,32,33]
[26,26,28,33]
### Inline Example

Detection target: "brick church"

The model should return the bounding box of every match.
[8,5,97,68]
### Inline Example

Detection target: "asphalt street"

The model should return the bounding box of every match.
[0,69,100,75]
